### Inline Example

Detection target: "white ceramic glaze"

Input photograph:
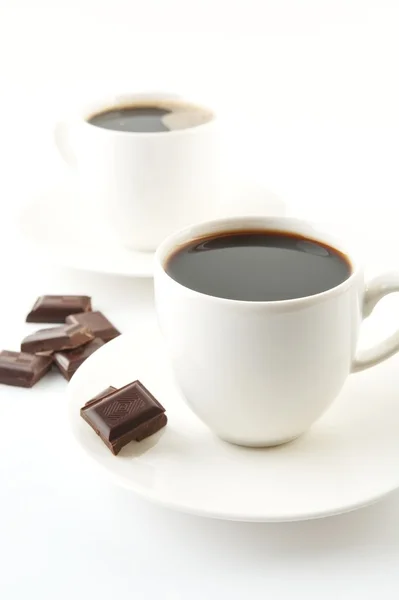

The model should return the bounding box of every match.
[18,179,285,277]
[154,216,399,446]
[54,92,224,251]
[68,316,399,522]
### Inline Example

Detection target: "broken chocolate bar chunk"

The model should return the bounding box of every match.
[66,311,120,343]
[80,380,167,455]
[0,350,52,387]
[21,324,94,354]
[26,295,92,323]
[53,338,104,380]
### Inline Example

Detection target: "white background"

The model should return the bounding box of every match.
[1,1,399,598]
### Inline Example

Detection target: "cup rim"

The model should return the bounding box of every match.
[79,92,216,138]
[155,216,361,308]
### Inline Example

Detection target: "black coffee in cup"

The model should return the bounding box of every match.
[87,101,213,133]
[165,230,351,301]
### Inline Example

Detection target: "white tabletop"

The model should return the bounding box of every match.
[2,1,399,597]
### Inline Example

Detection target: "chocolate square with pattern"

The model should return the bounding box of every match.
[0,350,52,387]
[26,295,92,323]
[81,380,167,454]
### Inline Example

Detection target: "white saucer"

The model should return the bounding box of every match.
[18,178,285,278]
[68,309,399,522]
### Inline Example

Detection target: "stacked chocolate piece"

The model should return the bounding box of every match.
[0,295,120,387]
[81,381,167,455]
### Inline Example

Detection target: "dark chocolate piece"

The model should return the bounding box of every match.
[26,295,92,323]
[66,311,120,343]
[86,386,117,405]
[81,380,167,454]
[21,324,94,354]
[53,338,105,381]
[0,350,52,387]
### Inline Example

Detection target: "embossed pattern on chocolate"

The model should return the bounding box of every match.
[80,380,167,454]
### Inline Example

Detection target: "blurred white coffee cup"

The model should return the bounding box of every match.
[55,92,223,251]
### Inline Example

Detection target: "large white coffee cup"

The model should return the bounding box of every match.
[55,92,222,251]
[155,216,399,447]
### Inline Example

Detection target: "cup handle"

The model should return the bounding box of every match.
[352,273,399,372]
[54,117,77,168]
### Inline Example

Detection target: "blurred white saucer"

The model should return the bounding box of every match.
[18,178,285,277]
